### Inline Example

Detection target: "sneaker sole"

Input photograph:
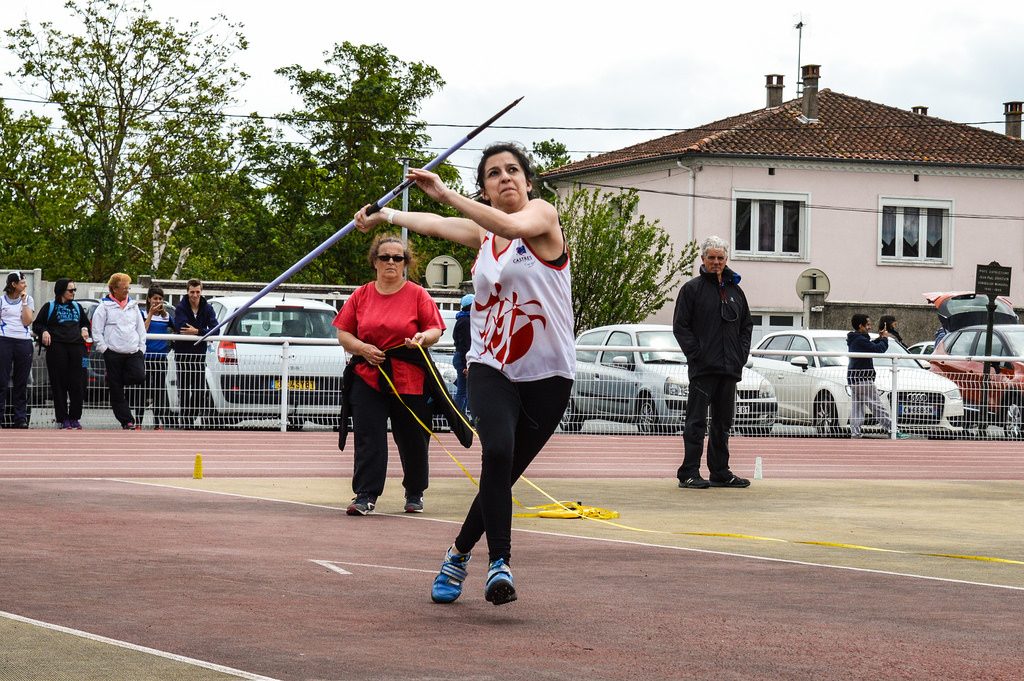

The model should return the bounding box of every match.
[346,506,373,516]
[709,480,751,488]
[678,481,710,489]
[404,506,424,513]
[485,581,517,605]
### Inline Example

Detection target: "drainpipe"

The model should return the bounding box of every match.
[676,160,697,242]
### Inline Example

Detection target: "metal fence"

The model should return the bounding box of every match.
[14,336,1024,440]
[564,344,1023,441]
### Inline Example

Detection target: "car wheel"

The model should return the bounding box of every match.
[559,399,583,433]
[813,393,842,437]
[286,417,305,432]
[636,397,663,435]
[1003,395,1023,440]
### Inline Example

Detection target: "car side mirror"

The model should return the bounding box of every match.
[745,357,753,369]
[790,356,810,371]
[611,355,634,370]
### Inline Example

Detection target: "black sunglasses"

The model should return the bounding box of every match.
[377,254,407,263]
[66,288,77,293]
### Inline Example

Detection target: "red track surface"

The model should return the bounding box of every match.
[2,478,1022,681]
[2,430,1023,479]
[2,430,1023,680]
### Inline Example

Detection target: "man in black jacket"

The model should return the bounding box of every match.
[673,236,753,489]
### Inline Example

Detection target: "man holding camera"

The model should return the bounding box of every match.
[846,314,909,439]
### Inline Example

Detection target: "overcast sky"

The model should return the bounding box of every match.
[2,0,1022,186]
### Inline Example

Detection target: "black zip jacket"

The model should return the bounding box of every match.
[672,265,753,381]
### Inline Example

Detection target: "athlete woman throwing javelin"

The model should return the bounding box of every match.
[355,142,575,605]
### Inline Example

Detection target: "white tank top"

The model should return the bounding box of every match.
[468,233,575,381]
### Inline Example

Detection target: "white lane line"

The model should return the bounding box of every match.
[310,559,434,575]
[0,610,281,680]
[309,559,351,575]
[105,479,1024,592]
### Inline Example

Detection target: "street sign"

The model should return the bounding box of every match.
[795,268,830,300]
[975,262,1011,298]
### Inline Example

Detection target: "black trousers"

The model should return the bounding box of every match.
[454,364,573,563]
[349,377,431,500]
[139,355,171,428]
[175,353,207,426]
[45,342,86,422]
[104,350,146,426]
[678,373,737,481]
[0,337,33,422]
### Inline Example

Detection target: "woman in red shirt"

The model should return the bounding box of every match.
[334,235,444,516]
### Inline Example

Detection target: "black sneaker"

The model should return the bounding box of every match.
[346,497,375,516]
[678,476,711,489]
[404,496,424,513]
[709,475,751,488]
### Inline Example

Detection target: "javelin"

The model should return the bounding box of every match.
[199,96,524,341]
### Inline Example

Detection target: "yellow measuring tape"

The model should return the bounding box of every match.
[371,346,1024,566]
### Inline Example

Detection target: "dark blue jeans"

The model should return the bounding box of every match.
[0,337,33,423]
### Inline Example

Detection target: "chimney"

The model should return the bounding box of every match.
[801,64,820,121]
[912,105,929,116]
[765,74,784,108]
[1005,101,1023,139]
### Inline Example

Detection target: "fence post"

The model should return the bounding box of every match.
[280,340,290,432]
[889,356,899,440]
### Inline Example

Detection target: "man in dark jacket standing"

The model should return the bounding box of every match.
[172,279,218,428]
[673,236,753,489]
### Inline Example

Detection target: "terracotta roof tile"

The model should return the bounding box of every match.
[544,90,1024,178]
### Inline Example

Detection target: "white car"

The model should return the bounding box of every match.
[751,329,965,436]
[166,296,347,429]
[562,324,778,435]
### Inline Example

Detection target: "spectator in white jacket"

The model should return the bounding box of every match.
[92,273,147,429]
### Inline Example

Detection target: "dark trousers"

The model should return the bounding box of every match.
[45,342,86,422]
[350,377,431,500]
[0,337,33,422]
[176,353,207,426]
[139,355,170,427]
[678,373,737,481]
[454,364,573,563]
[453,354,469,415]
[104,350,146,426]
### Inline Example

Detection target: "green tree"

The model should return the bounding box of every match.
[262,42,474,287]
[558,187,697,334]
[0,100,92,277]
[5,0,248,280]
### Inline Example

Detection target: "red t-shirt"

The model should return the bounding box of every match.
[333,281,444,394]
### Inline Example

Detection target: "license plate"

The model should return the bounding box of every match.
[736,405,751,414]
[899,404,934,416]
[273,379,316,391]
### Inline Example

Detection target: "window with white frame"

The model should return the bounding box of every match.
[733,191,808,258]
[878,198,951,264]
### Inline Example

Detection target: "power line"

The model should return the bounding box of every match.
[1,93,1011,134]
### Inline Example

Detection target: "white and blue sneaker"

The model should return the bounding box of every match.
[431,545,471,604]
[484,558,516,605]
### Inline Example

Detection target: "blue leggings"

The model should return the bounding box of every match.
[454,364,572,563]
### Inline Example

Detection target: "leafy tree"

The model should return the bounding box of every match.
[5,0,248,280]
[558,187,697,335]
[0,100,92,277]
[532,139,571,174]
[262,42,475,287]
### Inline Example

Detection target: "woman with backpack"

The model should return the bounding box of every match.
[32,278,90,429]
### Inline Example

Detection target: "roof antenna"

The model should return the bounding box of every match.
[794,16,805,97]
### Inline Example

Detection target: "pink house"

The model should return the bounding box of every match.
[544,66,1024,342]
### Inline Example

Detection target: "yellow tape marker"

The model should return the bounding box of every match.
[193,453,203,480]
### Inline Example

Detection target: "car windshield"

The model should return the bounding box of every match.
[636,330,685,364]
[229,308,336,339]
[815,337,927,369]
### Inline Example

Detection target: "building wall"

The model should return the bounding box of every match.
[554,159,1024,331]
